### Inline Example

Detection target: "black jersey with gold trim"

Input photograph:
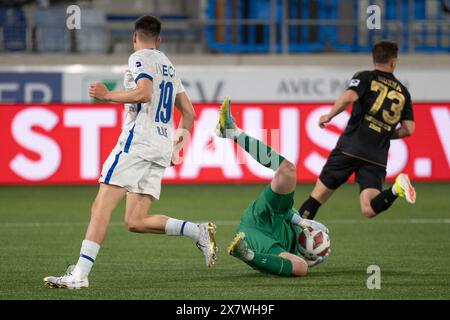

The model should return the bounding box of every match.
[336,69,414,166]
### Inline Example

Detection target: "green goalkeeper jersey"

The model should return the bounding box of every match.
[236,185,301,256]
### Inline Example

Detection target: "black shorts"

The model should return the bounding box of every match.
[319,149,386,192]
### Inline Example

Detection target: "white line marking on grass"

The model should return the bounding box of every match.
[0,218,450,228]
[326,218,450,224]
[214,219,450,225]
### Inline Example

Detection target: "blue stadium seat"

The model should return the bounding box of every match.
[76,8,110,53]
[412,0,449,52]
[0,8,4,51]
[287,0,327,52]
[205,0,330,53]
[205,0,449,53]
[34,7,67,52]
[205,0,275,53]
[2,7,27,51]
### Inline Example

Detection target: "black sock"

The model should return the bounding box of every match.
[299,196,321,219]
[370,188,398,215]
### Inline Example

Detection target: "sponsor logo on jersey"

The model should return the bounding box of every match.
[133,61,144,73]
[349,79,360,87]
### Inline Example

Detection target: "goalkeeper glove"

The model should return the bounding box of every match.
[299,218,329,234]
[305,249,331,268]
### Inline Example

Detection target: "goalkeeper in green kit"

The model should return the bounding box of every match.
[215,97,330,277]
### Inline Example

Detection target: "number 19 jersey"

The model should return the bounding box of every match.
[336,69,414,167]
[119,48,185,167]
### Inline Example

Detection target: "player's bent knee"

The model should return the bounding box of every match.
[284,160,297,173]
[280,160,296,177]
[361,206,376,218]
[126,223,138,233]
[125,218,143,233]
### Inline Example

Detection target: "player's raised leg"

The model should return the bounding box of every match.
[217,97,312,276]
[43,183,127,289]
[360,173,416,218]
[216,97,287,173]
[216,97,330,235]
[216,97,330,217]
[216,96,302,196]
[124,192,217,268]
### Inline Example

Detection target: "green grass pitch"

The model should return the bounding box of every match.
[0,183,449,300]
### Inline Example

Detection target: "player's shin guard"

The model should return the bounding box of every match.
[250,253,293,276]
[370,188,398,215]
[234,132,285,171]
[72,240,100,279]
[299,196,321,219]
[165,218,199,240]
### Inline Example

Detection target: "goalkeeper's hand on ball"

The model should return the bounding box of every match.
[299,218,329,234]
[305,249,331,268]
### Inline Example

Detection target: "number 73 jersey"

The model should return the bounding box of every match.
[119,48,186,168]
[336,69,414,167]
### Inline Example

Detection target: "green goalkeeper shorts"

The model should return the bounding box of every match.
[236,184,297,256]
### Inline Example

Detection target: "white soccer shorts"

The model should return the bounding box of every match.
[98,148,165,199]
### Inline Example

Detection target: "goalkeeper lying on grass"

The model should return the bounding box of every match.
[216,97,330,276]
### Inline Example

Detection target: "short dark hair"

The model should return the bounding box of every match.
[134,15,161,40]
[372,40,399,64]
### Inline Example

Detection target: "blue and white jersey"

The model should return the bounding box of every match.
[118,48,185,167]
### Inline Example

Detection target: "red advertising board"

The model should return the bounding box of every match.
[0,103,449,184]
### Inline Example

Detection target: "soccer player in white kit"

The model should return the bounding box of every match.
[43,16,217,289]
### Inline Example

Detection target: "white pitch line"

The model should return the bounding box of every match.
[318,218,450,224]
[216,219,450,225]
[0,218,449,228]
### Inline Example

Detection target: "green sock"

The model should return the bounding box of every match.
[234,131,285,170]
[248,253,293,276]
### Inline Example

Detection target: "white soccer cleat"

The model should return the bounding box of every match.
[394,173,416,204]
[43,265,89,289]
[197,222,217,268]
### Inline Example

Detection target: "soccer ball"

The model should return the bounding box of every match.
[298,228,331,260]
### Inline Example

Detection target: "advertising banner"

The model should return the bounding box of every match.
[0,72,62,103]
[0,103,448,184]
[1,66,449,103]
[61,67,450,103]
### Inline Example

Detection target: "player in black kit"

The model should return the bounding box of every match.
[299,40,416,220]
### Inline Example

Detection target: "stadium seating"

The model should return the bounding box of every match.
[76,8,110,53]
[205,0,450,53]
[0,0,448,54]
[34,6,68,52]
[2,7,27,51]
[94,0,201,53]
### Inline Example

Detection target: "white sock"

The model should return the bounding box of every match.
[165,218,200,241]
[72,240,100,279]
